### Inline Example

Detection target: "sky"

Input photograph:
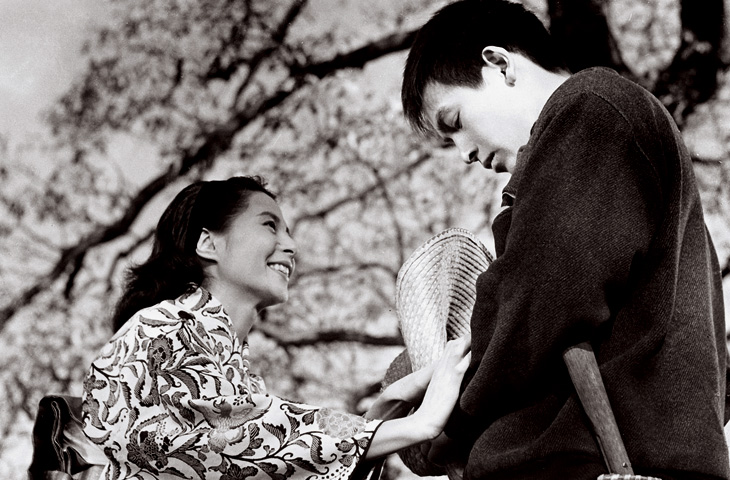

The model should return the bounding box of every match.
[0,0,405,143]
[0,0,102,142]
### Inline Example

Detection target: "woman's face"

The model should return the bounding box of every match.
[210,191,297,310]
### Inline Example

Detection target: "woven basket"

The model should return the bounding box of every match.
[383,228,493,478]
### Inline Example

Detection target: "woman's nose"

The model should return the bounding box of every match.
[280,232,297,257]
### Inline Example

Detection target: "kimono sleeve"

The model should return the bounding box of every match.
[82,308,382,480]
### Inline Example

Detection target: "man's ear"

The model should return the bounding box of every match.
[481,46,516,86]
[196,228,218,262]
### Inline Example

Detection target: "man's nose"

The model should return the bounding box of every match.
[453,137,478,165]
[463,150,479,165]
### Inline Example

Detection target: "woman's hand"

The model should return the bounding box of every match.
[409,335,471,439]
[366,335,470,420]
[383,359,435,404]
[364,361,432,421]
[364,335,471,459]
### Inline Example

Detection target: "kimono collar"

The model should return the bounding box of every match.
[177,284,234,330]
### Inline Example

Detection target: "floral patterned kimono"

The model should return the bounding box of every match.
[82,286,383,480]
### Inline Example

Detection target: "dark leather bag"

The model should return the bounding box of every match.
[27,395,107,480]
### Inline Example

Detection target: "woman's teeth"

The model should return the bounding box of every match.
[269,264,289,277]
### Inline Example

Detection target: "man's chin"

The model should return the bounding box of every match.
[494,155,517,174]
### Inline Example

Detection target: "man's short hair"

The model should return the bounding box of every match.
[401,0,568,134]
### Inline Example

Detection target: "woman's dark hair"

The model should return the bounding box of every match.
[111,176,276,332]
[402,0,569,135]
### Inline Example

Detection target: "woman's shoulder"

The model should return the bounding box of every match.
[108,297,184,341]
[115,286,224,334]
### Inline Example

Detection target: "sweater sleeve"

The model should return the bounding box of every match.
[455,92,663,428]
[82,305,382,480]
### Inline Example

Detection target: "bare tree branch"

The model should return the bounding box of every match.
[359,154,409,267]
[0,166,173,328]
[295,152,431,223]
[233,0,308,103]
[0,29,424,333]
[64,250,87,299]
[293,262,397,281]
[289,29,417,79]
[205,0,256,80]
[255,323,403,347]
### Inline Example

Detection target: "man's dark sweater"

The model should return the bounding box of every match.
[446,68,730,480]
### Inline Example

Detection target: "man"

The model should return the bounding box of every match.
[401,1,730,479]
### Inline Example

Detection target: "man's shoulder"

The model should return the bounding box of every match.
[537,67,662,136]
[555,67,655,113]
[560,67,639,97]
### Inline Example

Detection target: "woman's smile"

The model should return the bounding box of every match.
[268,262,292,280]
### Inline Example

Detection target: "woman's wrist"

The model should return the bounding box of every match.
[364,412,439,459]
[366,337,470,459]
[382,367,431,404]
[365,387,415,420]
[408,407,442,441]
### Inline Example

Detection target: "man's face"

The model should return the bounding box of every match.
[422,66,534,174]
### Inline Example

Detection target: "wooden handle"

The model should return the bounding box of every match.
[563,342,633,475]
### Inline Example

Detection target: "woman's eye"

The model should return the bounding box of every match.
[454,113,462,130]
[264,221,276,231]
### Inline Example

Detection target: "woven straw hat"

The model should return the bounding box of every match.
[395,227,493,371]
[383,228,492,478]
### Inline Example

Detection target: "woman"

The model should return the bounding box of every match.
[82,176,470,480]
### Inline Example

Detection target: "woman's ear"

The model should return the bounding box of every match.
[196,228,218,262]
[481,46,516,86]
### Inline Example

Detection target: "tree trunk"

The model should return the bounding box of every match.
[652,0,725,126]
[546,0,628,75]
